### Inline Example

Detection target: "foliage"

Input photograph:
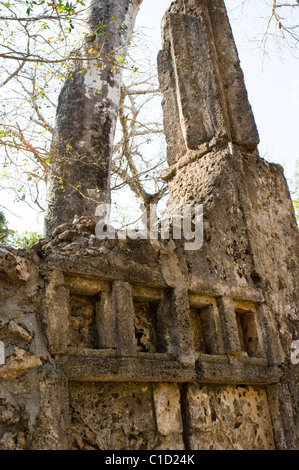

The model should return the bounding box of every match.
[0,209,41,248]
[0,0,89,214]
[8,229,42,249]
[0,0,299,229]
[0,2,167,226]
[0,209,12,242]
[0,0,165,226]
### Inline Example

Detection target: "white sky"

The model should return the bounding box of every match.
[2,0,299,233]
[136,0,299,179]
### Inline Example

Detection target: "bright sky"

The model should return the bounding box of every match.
[3,0,299,234]
[136,0,299,179]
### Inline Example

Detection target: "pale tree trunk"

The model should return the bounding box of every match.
[45,0,142,235]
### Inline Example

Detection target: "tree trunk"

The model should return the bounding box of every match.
[45,0,142,235]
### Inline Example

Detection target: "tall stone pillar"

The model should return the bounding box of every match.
[158,0,259,168]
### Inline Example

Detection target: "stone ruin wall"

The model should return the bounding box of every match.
[0,0,298,450]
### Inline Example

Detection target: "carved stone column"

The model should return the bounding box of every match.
[158,0,259,168]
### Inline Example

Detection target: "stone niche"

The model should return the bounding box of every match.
[234,300,262,358]
[69,295,99,349]
[66,277,111,351]
[188,293,224,356]
[132,285,170,354]
[133,300,160,353]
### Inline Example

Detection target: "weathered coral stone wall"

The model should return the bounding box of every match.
[0,206,297,450]
[68,382,184,450]
[186,384,275,450]
[0,0,298,451]
[68,382,275,450]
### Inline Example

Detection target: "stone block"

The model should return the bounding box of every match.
[68,382,159,450]
[187,384,275,450]
[153,383,183,436]
[43,270,70,354]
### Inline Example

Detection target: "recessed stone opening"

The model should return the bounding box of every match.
[189,306,214,355]
[133,300,161,353]
[235,310,259,357]
[69,294,99,349]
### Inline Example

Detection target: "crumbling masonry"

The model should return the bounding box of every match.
[0,0,298,450]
